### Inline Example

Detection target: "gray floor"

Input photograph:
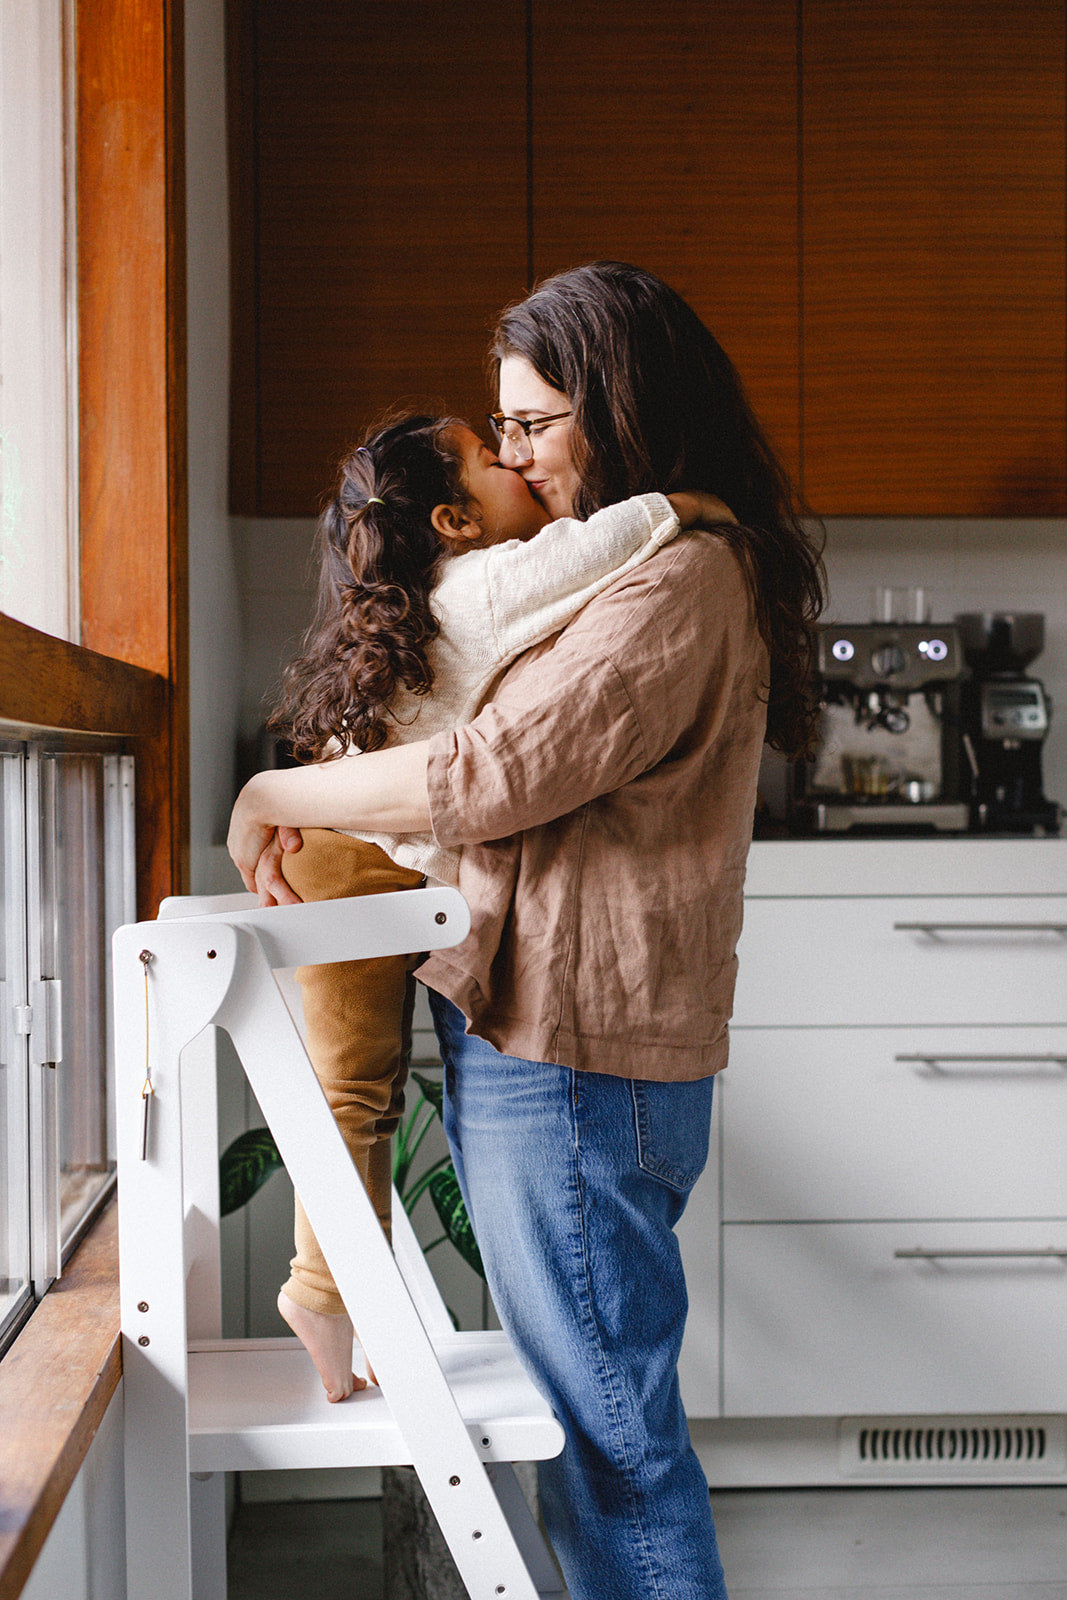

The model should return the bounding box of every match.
[228,1485,1067,1598]
[228,1498,385,1599]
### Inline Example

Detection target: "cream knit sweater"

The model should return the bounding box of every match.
[345,492,681,883]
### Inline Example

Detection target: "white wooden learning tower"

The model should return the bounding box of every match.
[114,886,566,1600]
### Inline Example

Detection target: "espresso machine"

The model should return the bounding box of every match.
[792,615,969,833]
[956,612,1061,835]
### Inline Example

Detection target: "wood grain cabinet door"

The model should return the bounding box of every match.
[530,0,801,483]
[802,0,1067,516]
[230,2,1067,519]
[230,0,529,516]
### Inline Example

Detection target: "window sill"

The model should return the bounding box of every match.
[0,1200,120,1600]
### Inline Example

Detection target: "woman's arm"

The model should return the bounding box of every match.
[231,522,747,903]
[228,742,431,902]
[429,534,764,850]
[448,493,734,666]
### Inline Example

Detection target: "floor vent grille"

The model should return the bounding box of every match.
[839,1416,1067,1478]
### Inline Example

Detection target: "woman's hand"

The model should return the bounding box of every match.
[227,787,275,895]
[666,491,737,529]
[227,777,304,904]
[227,744,433,903]
[252,831,304,907]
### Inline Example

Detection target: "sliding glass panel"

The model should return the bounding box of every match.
[48,752,116,1247]
[0,745,31,1342]
[0,732,132,1341]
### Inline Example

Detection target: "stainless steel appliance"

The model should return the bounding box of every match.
[956,611,1061,835]
[792,619,969,832]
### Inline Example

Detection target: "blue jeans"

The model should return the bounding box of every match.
[428,993,728,1600]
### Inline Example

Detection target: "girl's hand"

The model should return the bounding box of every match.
[666,491,737,529]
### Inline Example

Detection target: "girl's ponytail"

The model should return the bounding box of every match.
[270,414,473,761]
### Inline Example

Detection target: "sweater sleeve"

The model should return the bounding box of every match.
[477,492,680,660]
[427,533,766,847]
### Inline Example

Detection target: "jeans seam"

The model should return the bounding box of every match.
[569,1072,670,1600]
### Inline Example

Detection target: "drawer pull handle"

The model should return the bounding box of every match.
[892,921,1067,938]
[894,1248,1067,1261]
[895,1053,1067,1071]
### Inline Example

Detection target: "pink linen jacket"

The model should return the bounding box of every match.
[418,529,770,1081]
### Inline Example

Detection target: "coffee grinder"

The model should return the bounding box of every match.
[956,612,1062,835]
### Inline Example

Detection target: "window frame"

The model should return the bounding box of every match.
[0,0,187,1589]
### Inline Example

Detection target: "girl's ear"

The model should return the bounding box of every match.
[430,501,482,550]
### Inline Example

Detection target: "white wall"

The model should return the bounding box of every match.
[186,0,243,896]
[20,1390,126,1600]
[230,515,317,756]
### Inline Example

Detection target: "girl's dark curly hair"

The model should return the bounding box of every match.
[270,413,475,761]
[491,261,826,757]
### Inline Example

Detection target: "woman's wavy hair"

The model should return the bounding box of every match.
[491,261,826,756]
[270,413,475,762]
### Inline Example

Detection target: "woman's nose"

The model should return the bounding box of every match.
[497,433,529,467]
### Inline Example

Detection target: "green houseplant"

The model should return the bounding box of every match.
[218,1069,485,1282]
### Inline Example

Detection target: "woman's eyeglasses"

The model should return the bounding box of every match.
[487,410,572,458]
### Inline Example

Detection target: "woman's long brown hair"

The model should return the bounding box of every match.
[491,261,826,757]
[269,414,475,761]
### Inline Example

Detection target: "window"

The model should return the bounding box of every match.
[0,0,184,1573]
[0,733,134,1350]
[0,0,78,641]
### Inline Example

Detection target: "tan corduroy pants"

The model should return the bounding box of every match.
[278,829,424,1316]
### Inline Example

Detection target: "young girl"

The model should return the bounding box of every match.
[266,412,731,1401]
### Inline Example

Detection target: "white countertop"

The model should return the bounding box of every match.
[744,836,1067,897]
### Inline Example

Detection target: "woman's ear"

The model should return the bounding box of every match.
[430,502,482,550]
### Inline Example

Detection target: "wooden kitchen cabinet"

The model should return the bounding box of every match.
[228,0,528,516]
[229,1,1067,517]
[529,0,800,481]
[802,0,1067,516]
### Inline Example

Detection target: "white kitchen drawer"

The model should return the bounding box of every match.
[722,1027,1067,1223]
[722,1220,1067,1417]
[733,897,1067,1026]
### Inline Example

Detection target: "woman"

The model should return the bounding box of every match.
[230,260,825,1600]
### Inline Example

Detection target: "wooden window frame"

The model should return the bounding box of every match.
[0,0,187,1593]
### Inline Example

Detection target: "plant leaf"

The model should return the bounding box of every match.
[392,1090,434,1196]
[427,1166,485,1280]
[219,1127,285,1216]
[411,1070,444,1118]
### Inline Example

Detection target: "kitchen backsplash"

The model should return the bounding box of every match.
[822,518,1066,808]
[233,514,1067,820]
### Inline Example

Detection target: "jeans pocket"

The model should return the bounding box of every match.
[630,1077,715,1193]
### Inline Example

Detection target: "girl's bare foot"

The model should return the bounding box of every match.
[277,1290,369,1402]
